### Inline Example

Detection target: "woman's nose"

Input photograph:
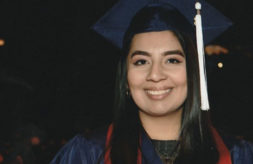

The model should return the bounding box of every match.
[146,63,167,82]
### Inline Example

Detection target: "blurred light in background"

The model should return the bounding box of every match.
[217,62,223,68]
[0,153,3,163]
[0,38,5,46]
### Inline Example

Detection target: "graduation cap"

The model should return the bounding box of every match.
[92,0,232,110]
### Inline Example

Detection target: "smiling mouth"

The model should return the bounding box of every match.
[145,89,171,96]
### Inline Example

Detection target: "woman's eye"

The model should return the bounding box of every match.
[134,60,147,65]
[167,58,180,64]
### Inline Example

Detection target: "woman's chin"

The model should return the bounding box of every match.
[139,107,182,118]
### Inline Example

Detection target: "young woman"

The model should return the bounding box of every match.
[50,1,253,164]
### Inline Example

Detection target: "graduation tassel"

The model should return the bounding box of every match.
[195,2,210,111]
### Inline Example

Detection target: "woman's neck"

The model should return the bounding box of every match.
[139,109,182,140]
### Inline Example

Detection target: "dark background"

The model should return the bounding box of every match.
[0,0,253,163]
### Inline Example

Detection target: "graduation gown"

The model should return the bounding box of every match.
[50,126,253,164]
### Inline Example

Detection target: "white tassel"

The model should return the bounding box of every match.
[195,2,210,111]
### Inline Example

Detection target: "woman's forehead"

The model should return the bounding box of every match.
[129,31,184,52]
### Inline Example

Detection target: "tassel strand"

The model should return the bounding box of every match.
[195,2,210,111]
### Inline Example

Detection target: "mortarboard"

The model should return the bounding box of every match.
[92,0,232,110]
[92,0,232,49]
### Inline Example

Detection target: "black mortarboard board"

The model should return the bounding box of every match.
[92,0,232,111]
[92,0,232,49]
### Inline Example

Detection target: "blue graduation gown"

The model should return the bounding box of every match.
[50,127,253,164]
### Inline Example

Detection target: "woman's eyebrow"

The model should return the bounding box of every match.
[130,50,185,58]
[163,50,185,57]
[130,50,150,58]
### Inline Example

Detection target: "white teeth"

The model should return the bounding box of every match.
[146,89,171,95]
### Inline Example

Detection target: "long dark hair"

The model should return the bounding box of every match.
[109,5,219,164]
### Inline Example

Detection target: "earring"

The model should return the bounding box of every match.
[126,89,130,96]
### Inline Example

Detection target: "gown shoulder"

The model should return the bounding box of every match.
[222,132,253,164]
[50,127,108,164]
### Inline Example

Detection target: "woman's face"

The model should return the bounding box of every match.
[127,31,187,117]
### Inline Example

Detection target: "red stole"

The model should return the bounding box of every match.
[104,124,232,164]
[210,127,232,164]
[104,124,142,164]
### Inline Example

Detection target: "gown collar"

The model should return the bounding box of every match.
[140,128,164,164]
